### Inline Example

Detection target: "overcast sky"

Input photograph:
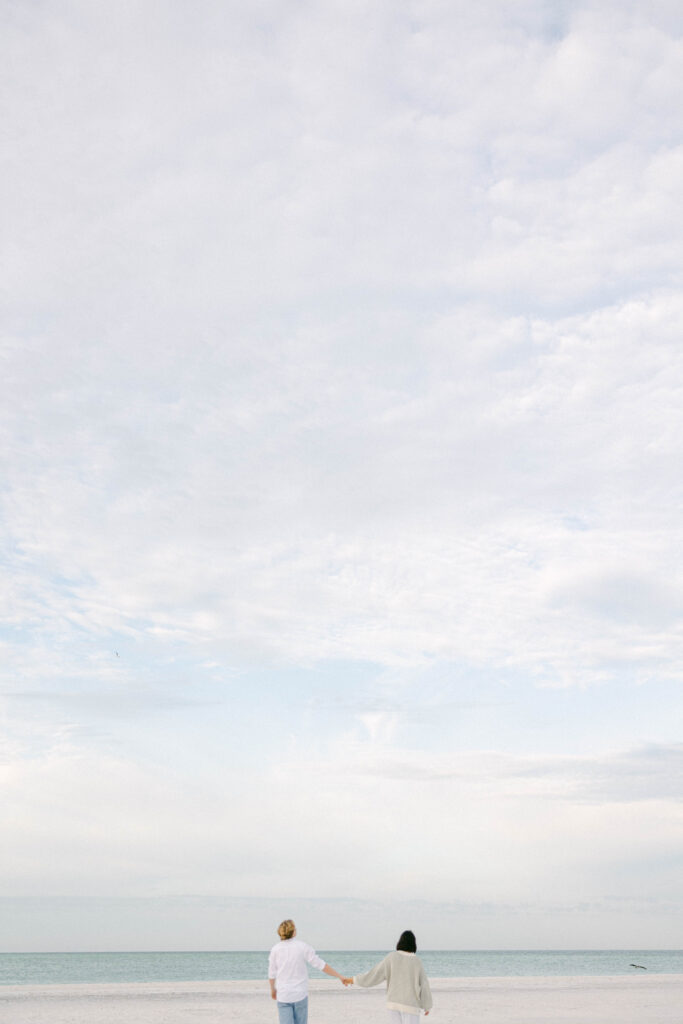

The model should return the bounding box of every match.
[2,0,683,953]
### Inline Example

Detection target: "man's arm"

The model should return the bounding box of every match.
[269,978,277,1000]
[322,964,346,984]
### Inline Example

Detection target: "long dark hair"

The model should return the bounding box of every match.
[396,930,417,953]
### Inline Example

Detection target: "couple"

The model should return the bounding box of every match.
[268,919,432,1024]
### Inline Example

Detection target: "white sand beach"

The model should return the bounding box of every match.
[2,975,682,1024]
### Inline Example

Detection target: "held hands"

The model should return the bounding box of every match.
[341,977,354,986]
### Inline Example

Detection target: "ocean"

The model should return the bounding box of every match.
[1,949,682,986]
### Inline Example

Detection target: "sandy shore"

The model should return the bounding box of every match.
[2,975,682,1024]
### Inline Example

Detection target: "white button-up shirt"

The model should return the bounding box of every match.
[268,938,326,1003]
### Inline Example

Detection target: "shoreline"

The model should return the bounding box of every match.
[3,972,683,987]
[2,975,683,1023]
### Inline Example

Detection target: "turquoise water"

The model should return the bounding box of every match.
[2,949,683,985]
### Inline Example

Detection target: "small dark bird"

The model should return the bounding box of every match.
[630,964,647,970]
[115,651,119,657]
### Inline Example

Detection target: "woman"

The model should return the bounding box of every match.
[268,919,348,1024]
[348,930,432,1024]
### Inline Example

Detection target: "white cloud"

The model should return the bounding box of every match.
[4,294,683,682]
[2,0,683,948]
[3,736,681,920]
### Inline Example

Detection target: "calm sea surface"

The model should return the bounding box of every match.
[2,950,683,985]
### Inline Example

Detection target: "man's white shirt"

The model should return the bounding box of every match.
[268,939,326,1003]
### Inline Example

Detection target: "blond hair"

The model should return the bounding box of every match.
[278,919,296,940]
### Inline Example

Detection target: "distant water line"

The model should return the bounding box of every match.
[2,949,683,986]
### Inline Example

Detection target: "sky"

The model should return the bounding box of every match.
[2,0,683,953]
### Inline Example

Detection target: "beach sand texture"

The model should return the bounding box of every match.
[2,975,682,1024]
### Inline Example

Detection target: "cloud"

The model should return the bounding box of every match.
[4,294,683,684]
[2,0,683,948]
[3,734,681,916]
[304,738,683,804]
[3,687,217,719]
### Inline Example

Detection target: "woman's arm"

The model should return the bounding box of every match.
[353,957,389,988]
[419,962,433,1013]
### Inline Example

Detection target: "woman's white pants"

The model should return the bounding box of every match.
[388,1012,420,1024]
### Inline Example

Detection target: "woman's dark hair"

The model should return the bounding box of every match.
[396,930,417,953]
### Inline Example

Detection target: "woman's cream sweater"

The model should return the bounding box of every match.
[354,950,433,1014]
